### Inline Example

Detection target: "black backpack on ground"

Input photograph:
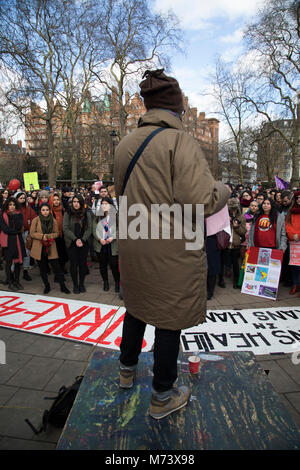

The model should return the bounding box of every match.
[25,375,84,434]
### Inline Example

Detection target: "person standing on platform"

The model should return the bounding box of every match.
[114,69,230,420]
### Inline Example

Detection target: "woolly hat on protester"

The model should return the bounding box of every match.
[14,191,26,200]
[227,197,240,209]
[139,69,184,115]
[39,190,50,199]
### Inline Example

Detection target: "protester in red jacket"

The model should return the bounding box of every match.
[285,191,300,296]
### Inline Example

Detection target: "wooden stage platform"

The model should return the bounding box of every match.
[57,349,300,450]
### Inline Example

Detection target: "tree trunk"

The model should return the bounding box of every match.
[71,128,78,187]
[46,120,56,187]
[290,103,300,187]
[236,142,244,184]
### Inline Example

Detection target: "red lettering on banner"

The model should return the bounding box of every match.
[51,307,95,335]
[0,296,31,328]
[24,300,92,334]
[89,311,125,345]
[114,336,122,347]
[59,307,118,341]
[0,294,131,349]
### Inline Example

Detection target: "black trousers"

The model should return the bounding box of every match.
[119,311,181,393]
[220,248,240,283]
[207,274,217,297]
[5,260,21,283]
[97,248,119,284]
[68,242,89,288]
[37,249,63,286]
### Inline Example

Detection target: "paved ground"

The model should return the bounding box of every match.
[0,259,300,450]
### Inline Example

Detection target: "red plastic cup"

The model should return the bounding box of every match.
[188,355,200,374]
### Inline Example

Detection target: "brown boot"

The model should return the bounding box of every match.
[149,386,191,420]
[119,364,136,389]
[289,285,299,295]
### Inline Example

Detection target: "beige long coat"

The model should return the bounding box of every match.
[29,216,59,260]
[114,109,229,330]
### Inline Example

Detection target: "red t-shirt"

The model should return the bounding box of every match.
[254,214,276,248]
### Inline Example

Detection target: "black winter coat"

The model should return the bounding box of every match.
[0,211,26,261]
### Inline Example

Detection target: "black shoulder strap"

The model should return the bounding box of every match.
[120,127,166,196]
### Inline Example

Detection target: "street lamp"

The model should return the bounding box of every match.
[110,130,119,183]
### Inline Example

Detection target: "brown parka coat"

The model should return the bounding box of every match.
[114,109,230,330]
[29,216,59,261]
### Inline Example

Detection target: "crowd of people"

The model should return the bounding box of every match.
[0,180,299,301]
[206,182,300,301]
[0,183,119,295]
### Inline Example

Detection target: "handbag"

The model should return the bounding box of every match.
[26,234,33,250]
[216,230,230,250]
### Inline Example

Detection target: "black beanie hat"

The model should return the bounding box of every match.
[139,69,184,114]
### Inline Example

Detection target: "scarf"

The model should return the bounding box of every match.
[52,205,63,236]
[240,197,253,207]
[39,213,54,234]
[71,207,87,238]
[71,206,86,220]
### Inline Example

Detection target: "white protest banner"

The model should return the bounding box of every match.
[181,307,300,355]
[0,291,154,351]
[0,291,300,356]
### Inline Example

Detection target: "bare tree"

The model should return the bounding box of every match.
[244,0,300,186]
[0,0,69,186]
[89,0,184,137]
[210,58,255,183]
[56,1,107,186]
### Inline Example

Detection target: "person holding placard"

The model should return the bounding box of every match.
[285,191,300,295]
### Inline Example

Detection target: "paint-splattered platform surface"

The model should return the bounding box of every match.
[57,350,300,450]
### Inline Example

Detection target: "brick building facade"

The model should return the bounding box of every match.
[0,138,26,184]
[25,88,219,182]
